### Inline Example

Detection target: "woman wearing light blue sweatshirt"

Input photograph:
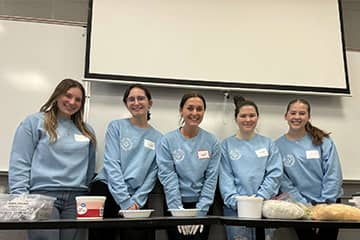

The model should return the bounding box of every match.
[8,79,96,240]
[89,84,162,240]
[219,96,283,240]
[156,92,221,240]
[275,99,343,240]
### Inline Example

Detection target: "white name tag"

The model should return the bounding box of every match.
[197,150,210,160]
[74,134,90,142]
[144,139,155,150]
[306,150,320,159]
[255,148,269,157]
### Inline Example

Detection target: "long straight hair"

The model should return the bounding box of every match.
[40,78,96,144]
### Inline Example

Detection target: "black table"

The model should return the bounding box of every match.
[1,216,360,240]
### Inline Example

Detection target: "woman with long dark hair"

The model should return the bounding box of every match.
[275,98,343,240]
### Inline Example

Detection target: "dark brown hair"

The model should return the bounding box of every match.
[233,96,259,118]
[179,92,206,125]
[122,84,152,120]
[286,98,330,145]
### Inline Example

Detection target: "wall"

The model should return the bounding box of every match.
[88,51,360,180]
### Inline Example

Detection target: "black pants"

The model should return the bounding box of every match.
[295,199,341,240]
[88,180,155,240]
[295,227,339,240]
[164,201,213,240]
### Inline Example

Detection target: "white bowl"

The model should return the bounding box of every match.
[118,209,154,218]
[168,208,199,217]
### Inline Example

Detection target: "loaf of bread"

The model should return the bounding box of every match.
[311,203,360,221]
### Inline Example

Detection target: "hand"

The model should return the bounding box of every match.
[177,225,191,235]
[190,224,204,235]
[127,203,139,210]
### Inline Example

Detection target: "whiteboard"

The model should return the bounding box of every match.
[0,20,86,171]
[86,0,349,95]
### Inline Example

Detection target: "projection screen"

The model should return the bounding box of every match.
[85,0,350,95]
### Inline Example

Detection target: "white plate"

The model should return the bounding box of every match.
[168,208,199,217]
[118,209,154,218]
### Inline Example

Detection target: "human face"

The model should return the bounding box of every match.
[126,87,152,118]
[56,87,83,118]
[180,97,205,127]
[236,105,258,135]
[285,101,310,132]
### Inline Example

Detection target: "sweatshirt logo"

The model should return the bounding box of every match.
[283,154,295,167]
[229,150,241,161]
[172,149,185,162]
[120,137,133,151]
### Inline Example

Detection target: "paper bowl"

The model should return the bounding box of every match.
[168,208,199,217]
[76,196,106,220]
[118,209,154,218]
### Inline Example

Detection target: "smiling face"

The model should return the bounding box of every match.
[125,87,152,119]
[236,105,258,135]
[285,101,310,133]
[180,97,205,127]
[56,87,83,118]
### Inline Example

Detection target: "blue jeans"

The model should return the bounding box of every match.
[223,206,274,240]
[28,190,87,240]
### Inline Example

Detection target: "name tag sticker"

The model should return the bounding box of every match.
[197,150,210,160]
[306,150,320,159]
[144,139,155,150]
[255,148,269,157]
[74,134,90,142]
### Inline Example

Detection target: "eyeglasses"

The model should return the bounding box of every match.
[127,95,147,103]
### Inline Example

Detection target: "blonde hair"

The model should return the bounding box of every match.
[40,79,96,145]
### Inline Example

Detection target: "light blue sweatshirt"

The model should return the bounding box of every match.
[275,134,343,204]
[9,112,96,194]
[156,128,221,216]
[95,119,162,210]
[219,134,283,210]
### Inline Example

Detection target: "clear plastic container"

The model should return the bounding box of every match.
[0,194,55,221]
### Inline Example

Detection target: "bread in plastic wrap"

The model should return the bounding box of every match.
[311,203,360,221]
[262,200,305,219]
[0,194,55,221]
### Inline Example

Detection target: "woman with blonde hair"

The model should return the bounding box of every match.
[9,78,96,240]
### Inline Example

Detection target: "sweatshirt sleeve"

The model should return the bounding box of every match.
[219,142,239,210]
[256,142,283,199]
[103,122,133,209]
[280,173,308,203]
[320,138,343,203]
[131,159,158,208]
[156,136,183,210]
[8,115,39,194]
[196,139,221,216]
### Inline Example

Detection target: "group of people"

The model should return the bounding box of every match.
[8,79,343,240]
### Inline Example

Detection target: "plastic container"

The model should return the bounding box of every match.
[236,196,264,219]
[168,208,199,217]
[118,209,154,218]
[0,194,55,221]
[76,196,106,219]
[349,196,360,208]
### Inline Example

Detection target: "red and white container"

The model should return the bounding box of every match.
[76,196,106,219]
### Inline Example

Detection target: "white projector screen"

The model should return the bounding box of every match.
[85,0,349,95]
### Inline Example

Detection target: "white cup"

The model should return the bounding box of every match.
[236,196,263,219]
